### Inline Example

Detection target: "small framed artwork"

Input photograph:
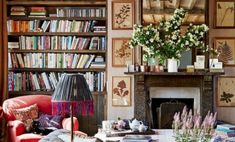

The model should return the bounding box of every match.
[214,38,235,66]
[112,76,131,106]
[215,0,235,28]
[112,0,135,30]
[217,76,235,107]
[112,38,133,67]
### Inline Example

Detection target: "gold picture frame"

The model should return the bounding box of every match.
[214,37,235,66]
[112,0,135,30]
[215,0,235,28]
[112,76,131,106]
[112,38,133,67]
[217,76,235,107]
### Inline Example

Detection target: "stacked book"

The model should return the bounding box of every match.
[29,7,46,17]
[93,26,106,33]
[8,42,19,49]
[216,124,235,138]
[122,135,152,142]
[90,56,105,68]
[10,6,26,16]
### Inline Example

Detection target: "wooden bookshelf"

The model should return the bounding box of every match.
[9,49,106,54]
[8,32,107,36]
[8,17,107,21]
[8,91,106,96]
[9,68,106,72]
[4,0,107,135]
[7,1,107,6]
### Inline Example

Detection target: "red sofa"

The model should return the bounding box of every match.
[2,95,79,142]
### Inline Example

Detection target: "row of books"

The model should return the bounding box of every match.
[9,6,106,18]
[9,53,105,69]
[8,72,105,92]
[9,36,106,50]
[7,20,104,33]
[56,7,106,18]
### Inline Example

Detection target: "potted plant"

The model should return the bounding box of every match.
[129,8,209,72]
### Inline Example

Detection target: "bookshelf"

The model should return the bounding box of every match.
[4,0,107,135]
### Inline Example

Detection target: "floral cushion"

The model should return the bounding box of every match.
[12,104,38,128]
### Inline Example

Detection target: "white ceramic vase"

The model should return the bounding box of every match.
[167,58,180,72]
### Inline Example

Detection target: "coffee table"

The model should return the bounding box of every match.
[94,129,175,142]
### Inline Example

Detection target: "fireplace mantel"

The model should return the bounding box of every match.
[125,71,223,127]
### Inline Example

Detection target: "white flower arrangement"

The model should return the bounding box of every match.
[130,8,209,64]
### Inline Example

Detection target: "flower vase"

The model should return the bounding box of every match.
[148,58,158,72]
[167,58,180,72]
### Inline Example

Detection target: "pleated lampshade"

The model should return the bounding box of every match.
[51,74,94,116]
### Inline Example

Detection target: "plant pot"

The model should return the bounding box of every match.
[167,58,180,72]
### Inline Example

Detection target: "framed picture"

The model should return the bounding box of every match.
[112,38,133,67]
[214,38,235,66]
[215,0,235,28]
[112,76,131,106]
[217,76,235,107]
[112,0,135,30]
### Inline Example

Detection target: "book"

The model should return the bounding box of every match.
[217,124,235,130]
[215,130,235,137]
[122,135,152,142]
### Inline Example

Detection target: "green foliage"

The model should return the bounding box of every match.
[130,8,209,62]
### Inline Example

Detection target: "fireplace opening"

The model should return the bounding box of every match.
[151,98,194,129]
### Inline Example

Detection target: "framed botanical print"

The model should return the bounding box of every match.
[112,76,131,106]
[112,38,133,67]
[214,38,235,66]
[217,76,235,107]
[215,0,235,28]
[112,0,135,30]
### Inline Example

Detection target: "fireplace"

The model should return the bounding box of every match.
[150,87,199,128]
[125,71,223,128]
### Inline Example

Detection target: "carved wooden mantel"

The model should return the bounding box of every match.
[125,71,223,127]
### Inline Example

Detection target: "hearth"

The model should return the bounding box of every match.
[151,98,193,129]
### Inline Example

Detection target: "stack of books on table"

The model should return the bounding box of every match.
[215,124,235,138]
[122,135,152,142]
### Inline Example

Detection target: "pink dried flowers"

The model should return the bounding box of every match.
[172,106,217,142]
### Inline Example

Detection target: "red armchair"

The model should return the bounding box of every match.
[2,95,79,142]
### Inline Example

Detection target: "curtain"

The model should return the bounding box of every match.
[0,0,8,104]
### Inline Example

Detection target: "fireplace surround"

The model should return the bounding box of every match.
[125,71,223,127]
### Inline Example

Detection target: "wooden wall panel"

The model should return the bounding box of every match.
[0,0,3,104]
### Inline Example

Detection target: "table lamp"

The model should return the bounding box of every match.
[52,74,94,142]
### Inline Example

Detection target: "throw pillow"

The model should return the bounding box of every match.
[38,113,64,129]
[12,104,39,129]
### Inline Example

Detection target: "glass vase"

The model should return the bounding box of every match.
[148,57,158,72]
